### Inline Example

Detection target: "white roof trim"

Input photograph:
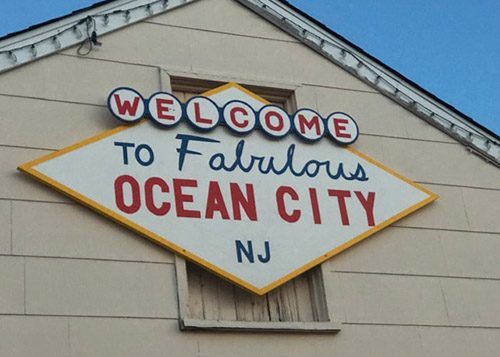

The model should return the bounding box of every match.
[0,0,498,166]
[0,0,198,71]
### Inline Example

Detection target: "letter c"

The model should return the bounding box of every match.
[276,186,300,223]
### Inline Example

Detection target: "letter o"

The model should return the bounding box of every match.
[135,144,154,166]
[258,105,291,138]
[114,175,141,214]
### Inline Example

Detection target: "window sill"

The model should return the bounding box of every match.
[180,318,341,333]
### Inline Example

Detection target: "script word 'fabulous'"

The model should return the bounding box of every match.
[107,87,359,145]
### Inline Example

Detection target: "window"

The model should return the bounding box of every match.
[170,76,340,333]
[175,257,339,332]
[170,76,295,111]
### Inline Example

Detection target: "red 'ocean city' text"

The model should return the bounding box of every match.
[114,176,375,227]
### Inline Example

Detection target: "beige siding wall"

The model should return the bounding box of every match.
[1,0,499,355]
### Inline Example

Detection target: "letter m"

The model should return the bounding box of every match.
[298,114,321,136]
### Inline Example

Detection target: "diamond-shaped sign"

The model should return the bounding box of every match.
[18,83,437,295]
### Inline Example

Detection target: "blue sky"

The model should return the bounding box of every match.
[288,0,500,136]
[1,0,499,135]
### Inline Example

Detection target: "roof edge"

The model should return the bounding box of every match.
[0,0,199,72]
[0,0,116,43]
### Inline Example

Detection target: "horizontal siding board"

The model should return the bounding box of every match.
[25,257,177,318]
[195,324,342,356]
[4,316,498,356]
[380,137,500,190]
[187,30,371,92]
[0,54,160,105]
[0,95,116,150]
[397,184,500,233]
[418,324,500,356]
[146,0,297,42]
[395,183,470,231]
[0,316,69,357]
[442,278,500,327]
[0,256,24,314]
[324,227,500,281]
[316,86,410,139]
[0,200,11,254]
[440,230,500,280]
[0,146,70,202]
[12,200,173,263]
[327,271,500,328]
[341,324,423,357]
[195,323,425,356]
[324,226,447,276]
[314,85,456,143]
[461,188,500,232]
[4,316,499,356]
[349,134,386,163]
[326,272,449,325]
[69,317,199,357]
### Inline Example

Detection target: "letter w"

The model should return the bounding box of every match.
[114,94,140,116]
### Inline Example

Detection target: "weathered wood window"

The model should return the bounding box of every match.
[170,77,340,332]
[175,257,340,332]
[170,77,295,112]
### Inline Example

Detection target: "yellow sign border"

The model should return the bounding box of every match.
[18,82,438,295]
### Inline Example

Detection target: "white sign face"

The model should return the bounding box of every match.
[19,83,437,295]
